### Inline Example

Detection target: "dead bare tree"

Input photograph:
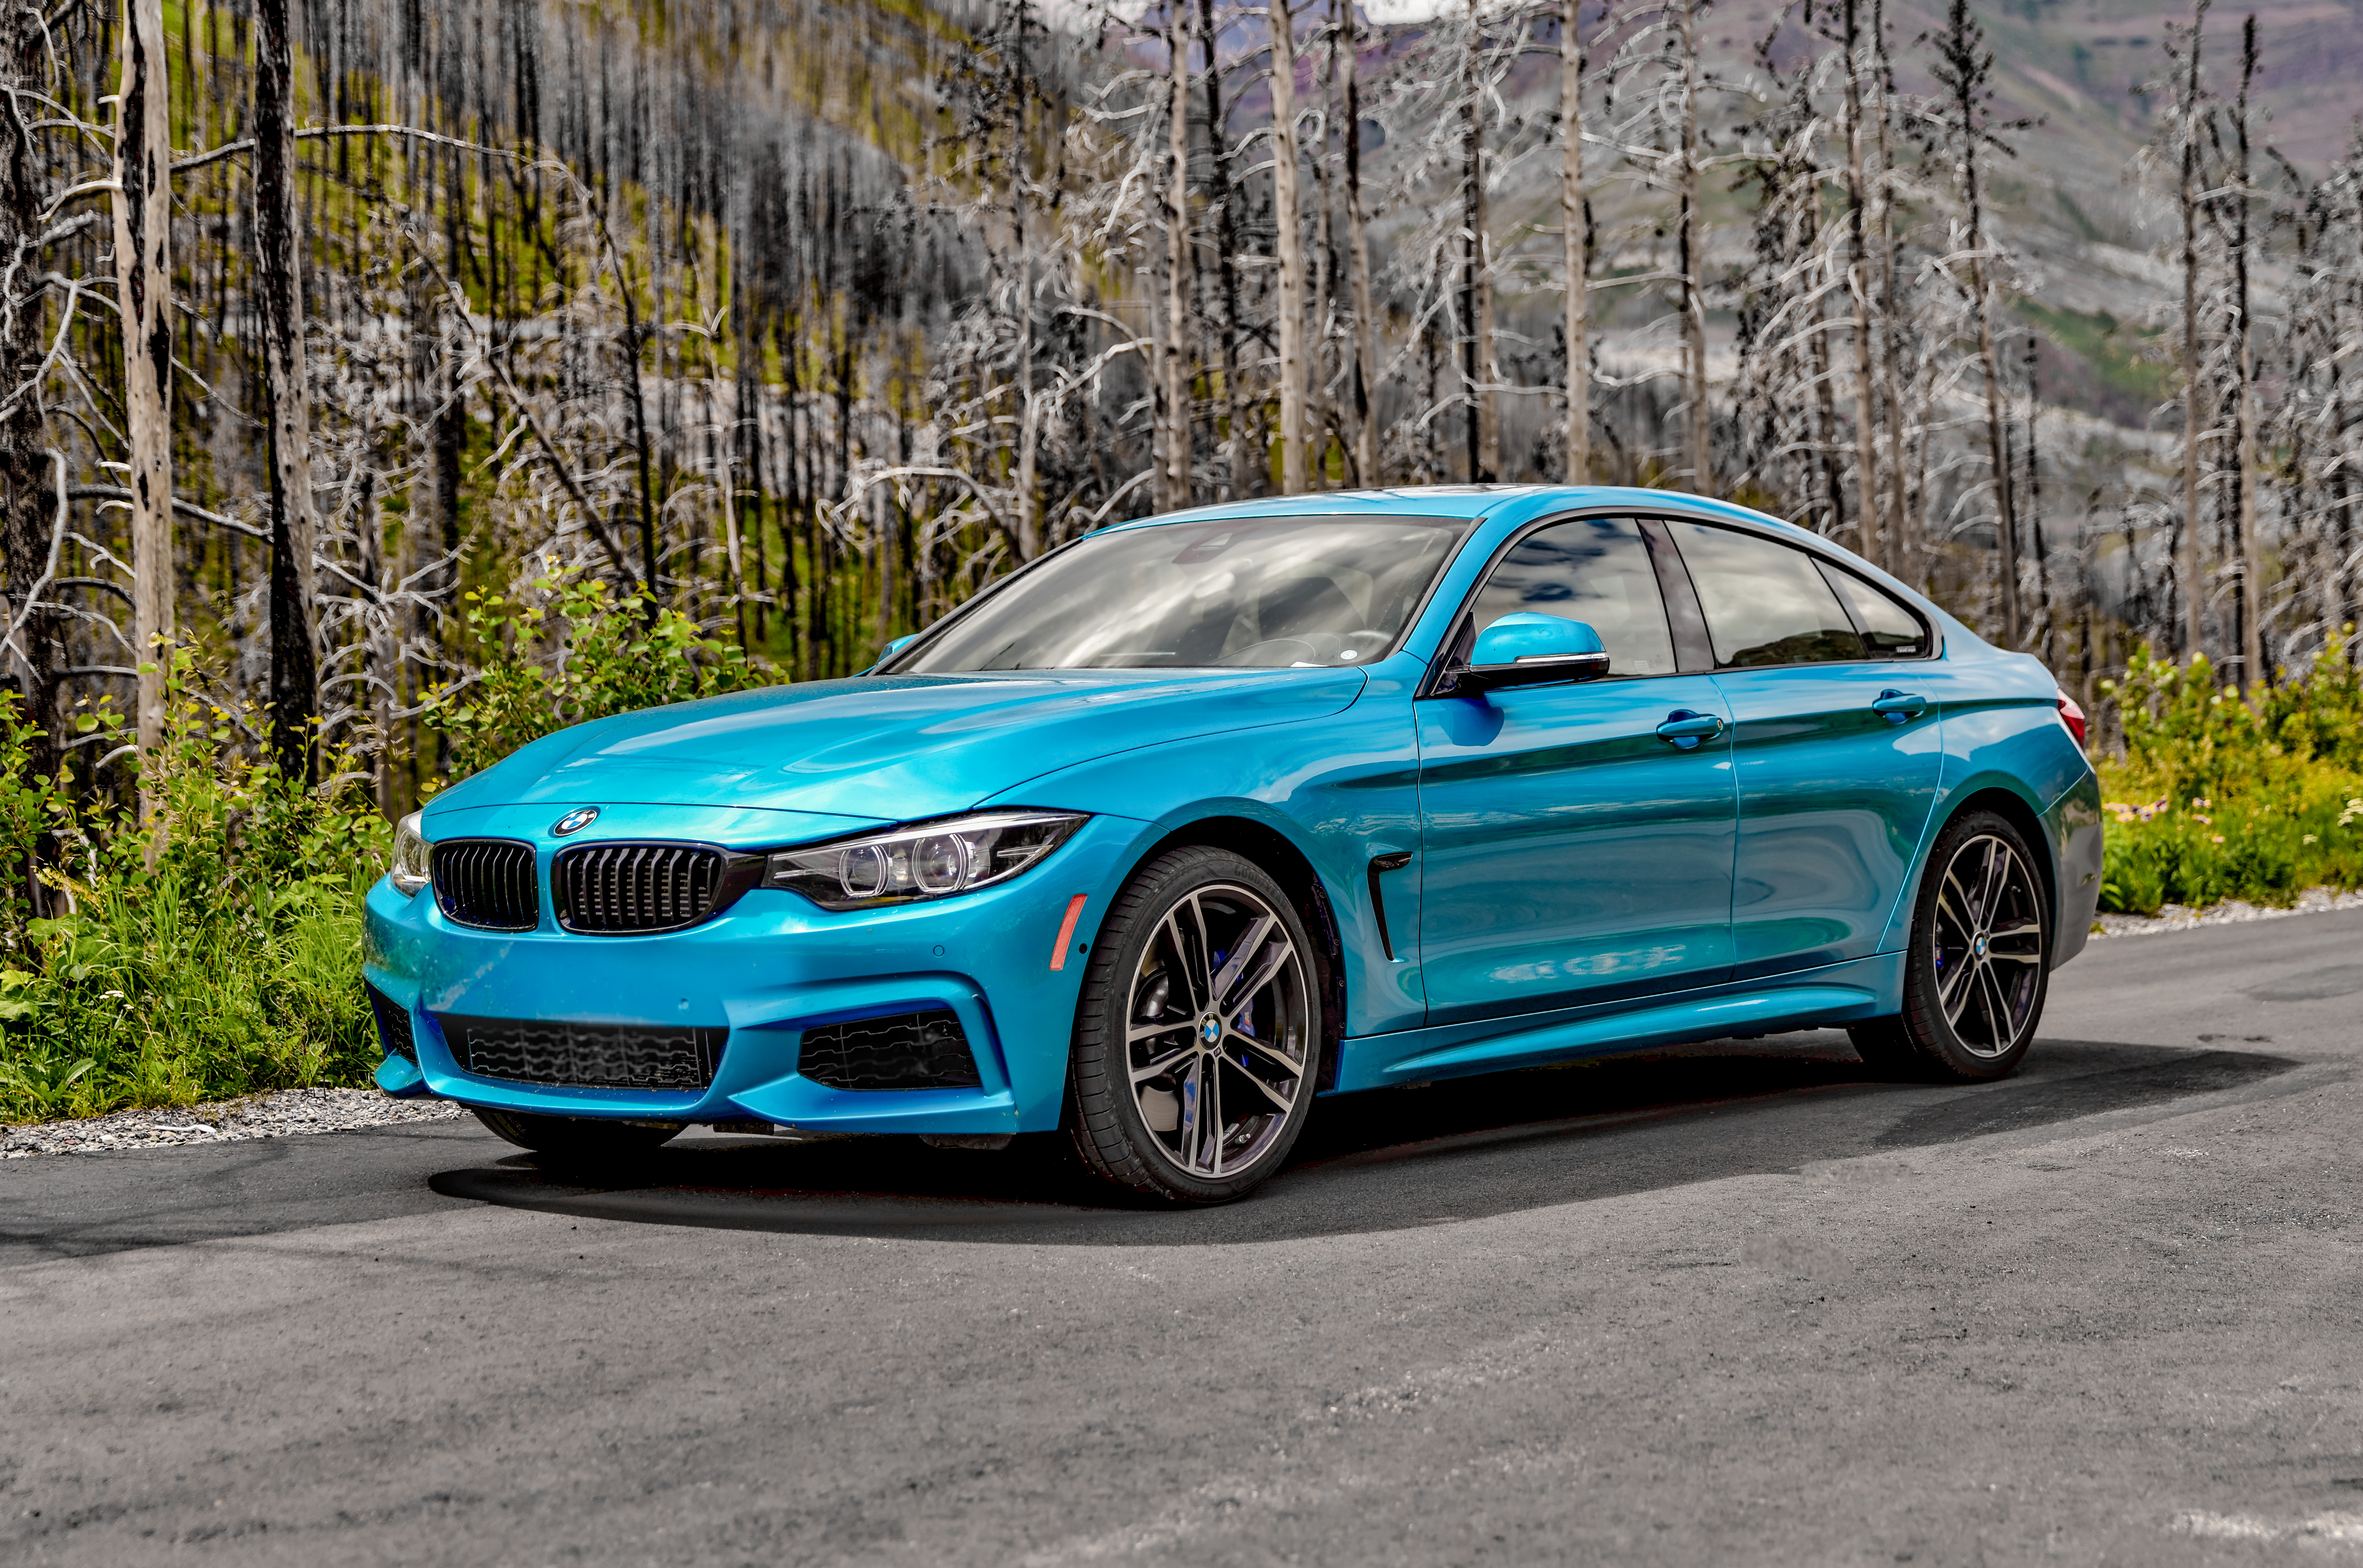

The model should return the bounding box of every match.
[112,0,173,811]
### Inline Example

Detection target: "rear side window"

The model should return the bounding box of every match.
[1664,521,1865,668]
[1471,516,1677,677]
[1818,563,1930,657]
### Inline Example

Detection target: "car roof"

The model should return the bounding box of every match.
[1093,486,1820,540]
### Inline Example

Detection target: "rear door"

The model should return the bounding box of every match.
[1659,520,1944,980]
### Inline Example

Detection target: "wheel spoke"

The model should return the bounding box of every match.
[1127,1017,1193,1044]
[1201,1056,1225,1176]
[1975,960,2014,1049]
[1939,951,1979,1024]
[1226,1024,1303,1079]
[1207,914,1276,1012]
[1177,1055,1204,1169]
[1937,872,1976,945]
[1162,907,1207,1015]
[1977,840,2007,921]
[1131,1045,1192,1084]
[1218,936,1295,1021]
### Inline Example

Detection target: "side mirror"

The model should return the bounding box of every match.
[859,633,921,676]
[1451,613,1610,697]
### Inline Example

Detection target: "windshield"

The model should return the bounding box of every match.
[889,515,1468,673]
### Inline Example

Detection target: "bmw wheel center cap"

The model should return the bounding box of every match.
[552,806,601,836]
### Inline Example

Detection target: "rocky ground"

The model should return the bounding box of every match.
[2090,884,2363,939]
[0,1086,460,1160]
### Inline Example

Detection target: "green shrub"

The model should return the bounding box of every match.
[0,660,389,1122]
[423,571,771,782]
[0,575,781,1125]
[2096,641,2363,915]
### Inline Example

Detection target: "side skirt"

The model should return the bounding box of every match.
[1327,951,1904,1094]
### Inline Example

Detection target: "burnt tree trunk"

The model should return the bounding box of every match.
[256,0,318,780]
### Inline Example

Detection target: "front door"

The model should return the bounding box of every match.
[1660,520,1946,979]
[1416,516,1739,1026]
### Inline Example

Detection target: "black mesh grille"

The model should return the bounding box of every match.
[432,839,539,931]
[798,1010,981,1091]
[365,983,416,1063]
[438,1014,725,1090]
[553,843,727,934]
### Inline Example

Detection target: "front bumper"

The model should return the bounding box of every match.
[363,809,1143,1134]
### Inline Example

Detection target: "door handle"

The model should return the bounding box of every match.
[1872,689,1928,724]
[1654,710,1726,749]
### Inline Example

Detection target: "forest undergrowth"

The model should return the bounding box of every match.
[0,578,765,1124]
[4,594,2360,1124]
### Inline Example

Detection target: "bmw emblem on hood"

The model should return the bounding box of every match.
[551,806,601,837]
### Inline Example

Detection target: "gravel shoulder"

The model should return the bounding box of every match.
[2090,883,2363,938]
[1,1086,460,1160]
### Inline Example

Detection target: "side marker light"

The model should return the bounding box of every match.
[1048,894,1087,971]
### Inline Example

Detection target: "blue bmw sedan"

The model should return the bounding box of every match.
[364,487,2102,1204]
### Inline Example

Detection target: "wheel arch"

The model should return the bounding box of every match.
[1919,782,2062,949]
[1116,813,1351,1092]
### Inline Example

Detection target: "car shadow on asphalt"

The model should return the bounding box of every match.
[426,1034,2302,1245]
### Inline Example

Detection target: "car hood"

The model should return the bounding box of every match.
[425,667,1369,826]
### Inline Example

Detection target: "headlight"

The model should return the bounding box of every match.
[766,811,1086,911]
[389,811,431,897]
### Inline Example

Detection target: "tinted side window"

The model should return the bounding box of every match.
[1819,562,1930,657]
[1665,521,1866,668]
[1472,516,1676,678]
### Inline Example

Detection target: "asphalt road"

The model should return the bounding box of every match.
[5,913,2361,1566]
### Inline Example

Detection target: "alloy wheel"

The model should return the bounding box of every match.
[1124,883,1311,1180]
[1930,833,2046,1058]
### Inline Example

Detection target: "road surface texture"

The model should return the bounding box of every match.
[5,912,2360,1566]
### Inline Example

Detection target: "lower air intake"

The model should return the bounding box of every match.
[439,1014,725,1090]
[365,983,416,1063]
[798,1010,982,1092]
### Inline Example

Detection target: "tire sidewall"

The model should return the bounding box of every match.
[1903,809,2050,1079]
[1068,846,1321,1205]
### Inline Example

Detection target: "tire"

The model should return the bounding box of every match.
[1067,847,1321,1206]
[1850,809,2050,1082]
[472,1107,682,1163]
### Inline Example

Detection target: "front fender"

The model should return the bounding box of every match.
[979,660,1427,1037]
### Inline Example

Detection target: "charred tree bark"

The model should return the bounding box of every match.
[1872,0,1910,575]
[1937,0,2019,646]
[1163,10,1193,511]
[1461,0,1498,482]
[1270,0,1305,494]
[1344,1,1378,487]
[2178,0,2209,661]
[1677,0,1709,494]
[2231,14,2261,692]
[1841,0,1882,568]
[112,0,174,814]
[0,14,59,827]
[1561,0,1588,483]
[256,0,318,781]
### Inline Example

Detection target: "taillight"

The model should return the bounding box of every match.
[2055,687,2087,749]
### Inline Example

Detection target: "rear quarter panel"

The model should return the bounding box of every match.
[1885,642,2100,965]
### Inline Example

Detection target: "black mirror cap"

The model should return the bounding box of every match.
[1448,650,1612,698]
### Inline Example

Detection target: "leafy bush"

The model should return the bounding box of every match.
[423,571,769,781]
[0,660,389,1122]
[0,576,780,1125]
[2096,643,2363,915]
